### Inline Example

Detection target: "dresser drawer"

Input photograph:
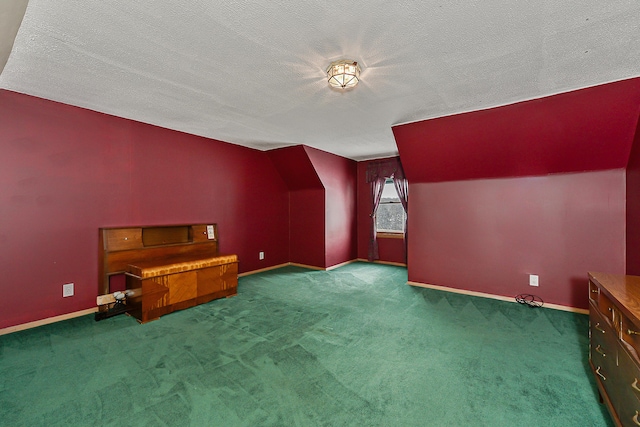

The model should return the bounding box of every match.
[620,409,640,427]
[598,291,618,327]
[591,303,619,345]
[589,280,600,304]
[616,347,640,426]
[622,313,640,361]
[591,348,615,395]
[591,307,619,397]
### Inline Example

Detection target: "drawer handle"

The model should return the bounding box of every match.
[595,345,606,357]
[595,323,606,334]
[591,289,599,293]
[628,329,640,336]
[633,411,640,426]
[595,366,606,381]
[633,378,640,393]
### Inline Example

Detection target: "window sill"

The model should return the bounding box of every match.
[376,232,405,239]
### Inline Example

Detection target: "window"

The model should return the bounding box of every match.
[376,179,405,234]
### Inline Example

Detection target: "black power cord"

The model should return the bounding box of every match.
[515,294,544,308]
[94,291,130,321]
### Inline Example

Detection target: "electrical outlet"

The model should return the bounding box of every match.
[529,275,539,287]
[63,283,74,297]
[259,251,264,260]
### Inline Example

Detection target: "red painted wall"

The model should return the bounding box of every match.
[393,80,640,309]
[304,146,357,267]
[268,146,326,267]
[289,189,326,267]
[356,160,407,264]
[268,145,357,268]
[627,116,640,275]
[394,78,640,183]
[0,90,289,329]
[377,237,406,265]
[267,145,322,191]
[407,171,625,309]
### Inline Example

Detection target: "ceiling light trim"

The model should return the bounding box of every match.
[326,59,361,89]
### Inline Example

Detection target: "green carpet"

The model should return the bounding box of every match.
[0,263,612,426]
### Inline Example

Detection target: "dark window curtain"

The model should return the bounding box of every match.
[392,172,409,263]
[365,157,403,183]
[368,176,385,261]
[366,157,407,262]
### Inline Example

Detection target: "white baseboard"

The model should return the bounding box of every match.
[288,262,326,270]
[238,263,290,277]
[356,258,407,267]
[326,259,358,270]
[240,259,360,275]
[407,280,588,314]
[0,307,98,336]
[288,259,360,271]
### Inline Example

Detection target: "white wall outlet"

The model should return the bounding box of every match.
[259,251,265,260]
[63,282,74,297]
[529,274,539,287]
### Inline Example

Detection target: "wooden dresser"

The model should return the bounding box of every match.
[589,272,640,426]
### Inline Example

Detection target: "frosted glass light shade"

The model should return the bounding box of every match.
[326,60,361,89]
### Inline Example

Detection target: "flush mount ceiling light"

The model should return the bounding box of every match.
[326,59,361,89]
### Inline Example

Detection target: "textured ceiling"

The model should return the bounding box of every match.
[1,1,639,160]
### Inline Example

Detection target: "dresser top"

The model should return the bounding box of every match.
[589,272,640,324]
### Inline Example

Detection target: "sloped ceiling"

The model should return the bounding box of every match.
[268,145,323,191]
[0,1,639,160]
[394,78,640,183]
